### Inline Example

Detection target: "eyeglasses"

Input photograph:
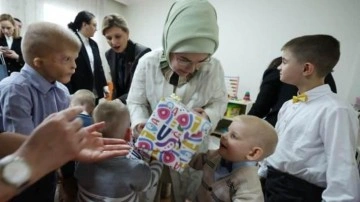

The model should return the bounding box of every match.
[175,55,211,68]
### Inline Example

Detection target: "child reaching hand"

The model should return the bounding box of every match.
[188,115,278,202]
[75,100,163,202]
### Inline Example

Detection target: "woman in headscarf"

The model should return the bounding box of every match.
[127,0,228,201]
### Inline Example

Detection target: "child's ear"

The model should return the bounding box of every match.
[246,146,263,161]
[33,57,42,68]
[303,62,315,76]
[124,128,132,142]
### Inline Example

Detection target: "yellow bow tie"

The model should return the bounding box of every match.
[292,93,308,103]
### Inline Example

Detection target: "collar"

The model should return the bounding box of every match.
[5,35,13,45]
[80,111,90,115]
[21,64,58,94]
[297,85,332,104]
[78,31,89,44]
[220,158,257,172]
[5,35,12,41]
[232,160,257,169]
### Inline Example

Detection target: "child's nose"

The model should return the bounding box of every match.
[72,61,77,69]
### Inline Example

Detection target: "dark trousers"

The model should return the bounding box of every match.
[10,172,56,202]
[57,163,78,202]
[264,166,325,202]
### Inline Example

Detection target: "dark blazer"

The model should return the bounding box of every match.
[0,36,24,75]
[66,33,107,98]
[105,40,151,103]
[248,68,337,126]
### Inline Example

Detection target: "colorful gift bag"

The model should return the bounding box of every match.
[135,96,212,172]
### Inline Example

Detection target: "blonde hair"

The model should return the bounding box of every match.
[21,22,81,66]
[93,100,130,139]
[232,115,278,160]
[70,90,96,114]
[0,14,20,38]
[102,14,129,35]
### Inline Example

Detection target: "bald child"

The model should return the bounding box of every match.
[75,100,163,202]
[0,22,81,202]
[70,89,96,127]
[189,115,278,202]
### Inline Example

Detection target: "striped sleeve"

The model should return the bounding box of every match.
[142,160,163,191]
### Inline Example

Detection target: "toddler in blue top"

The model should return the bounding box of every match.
[70,89,96,127]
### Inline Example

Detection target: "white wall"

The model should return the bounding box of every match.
[124,0,360,104]
[123,0,174,50]
[1,0,359,104]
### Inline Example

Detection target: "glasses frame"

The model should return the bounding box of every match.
[175,54,211,68]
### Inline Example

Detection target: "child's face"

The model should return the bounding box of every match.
[38,48,78,83]
[278,50,304,86]
[218,121,253,162]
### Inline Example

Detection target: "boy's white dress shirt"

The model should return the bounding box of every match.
[261,85,360,202]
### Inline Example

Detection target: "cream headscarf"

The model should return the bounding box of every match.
[162,0,219,65]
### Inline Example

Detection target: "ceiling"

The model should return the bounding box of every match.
[114,0,147,6]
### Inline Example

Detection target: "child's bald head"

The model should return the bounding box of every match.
[233,115,278,159]
[93,99,130,139]
[219,115,278,162]
[22,22,81,66]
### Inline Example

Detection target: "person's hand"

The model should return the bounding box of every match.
[133,122,145,139]
[193,107,209,120]
[74,129,131,163]
[103,86,110,100]
[0,46,8,55]
[13,107,94,182]
[0,46,9,51]
[136,123,145,132]
[3,49,19,60]
[2,107,131,199]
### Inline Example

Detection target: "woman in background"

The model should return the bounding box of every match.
[0,13,24,75]
[67,10,107,101]
[102,14,151,104]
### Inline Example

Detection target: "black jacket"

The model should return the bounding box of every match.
[248,68,337,126]
[66,33,107,98]
[105,40,151,103]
